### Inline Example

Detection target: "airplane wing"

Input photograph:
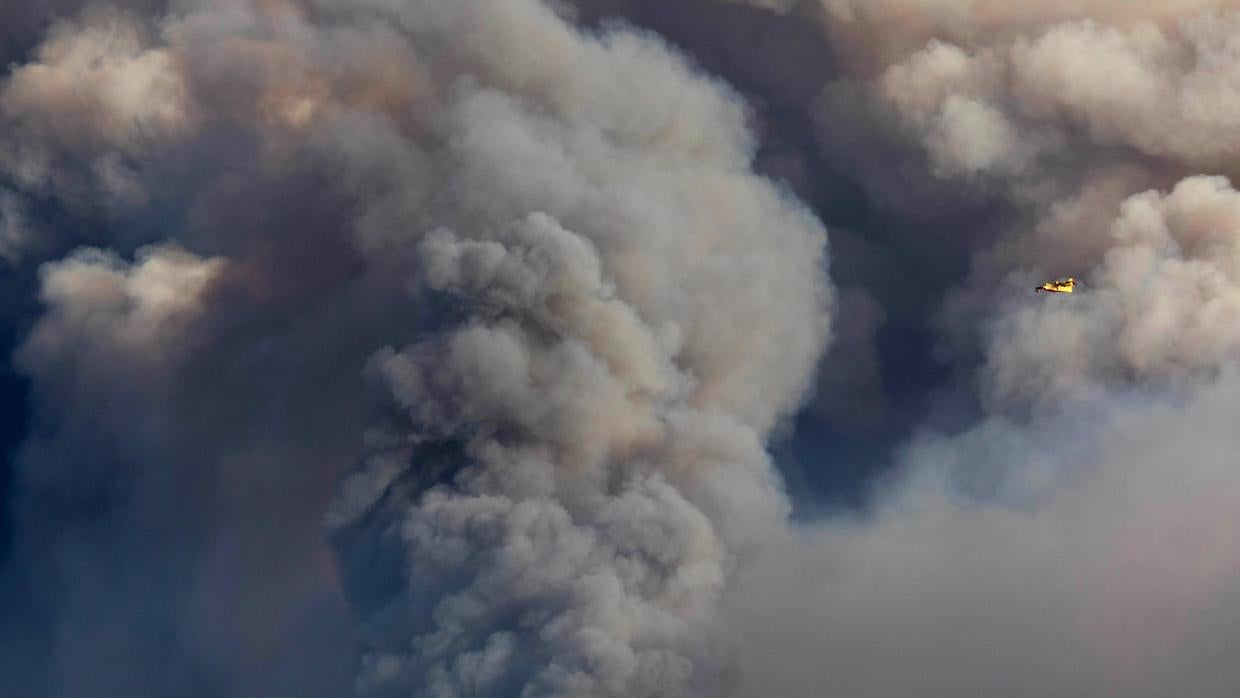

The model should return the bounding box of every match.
[1035,278,1077,293]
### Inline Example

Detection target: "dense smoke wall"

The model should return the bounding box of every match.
[0,1,828,696]
[603,1,1240,695]
[2,0,1240,697]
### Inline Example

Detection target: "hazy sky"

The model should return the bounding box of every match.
[2,1,1240,696]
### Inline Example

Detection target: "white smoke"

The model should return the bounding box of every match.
[1,1,830,696]
[984,175,1240,409]
[309,2,831,694]
[724,371,1240,697]
[332,206,811,695]
[0,10,188,204]
[712,2,1240,696]
[6,0,1240,696]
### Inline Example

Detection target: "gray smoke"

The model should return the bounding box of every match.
[0,1,829,696]
[643,2,1240,695]
[724,371,1240,697]
[5,0,1240,697]
[307,2,832,693]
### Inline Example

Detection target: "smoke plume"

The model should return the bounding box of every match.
[3,0,1240,697]
[0,1,827,696]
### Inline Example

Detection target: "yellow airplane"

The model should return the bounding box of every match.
[1035,277,1077,293]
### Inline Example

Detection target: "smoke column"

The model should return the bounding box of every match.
[621,1,1240,696]
[4,0,1240,697]
[0,1,828,696]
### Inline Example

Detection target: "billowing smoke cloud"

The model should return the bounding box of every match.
[571,0,1240,694]
[637,1,1240,695]
[0,0,829,696]
[302,2,831,693]
[724,372,1240,697]
[5,0,1240,696]
[332,210,809,694]
[982,176,1240,409]
[1,11,188,202]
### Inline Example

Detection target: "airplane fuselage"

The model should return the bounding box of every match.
[1036,279,1076,293]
